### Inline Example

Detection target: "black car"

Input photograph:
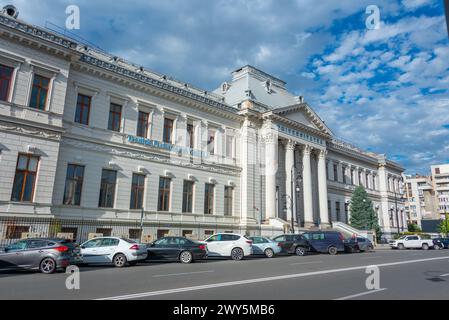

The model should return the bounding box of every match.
[0,238,82,274]
[271,234,310,256]
[344,237,374,253]
[302,231,345,255]
[433,238,449,249]
[146,237,207,263]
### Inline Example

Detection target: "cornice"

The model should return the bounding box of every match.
[0,119,62,140]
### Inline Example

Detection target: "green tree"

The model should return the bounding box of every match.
[407,223,421,233]
[437,213,449,237]
[349,186,381,238]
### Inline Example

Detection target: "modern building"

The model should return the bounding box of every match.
[0,6,405,243]
[403,164,449,229]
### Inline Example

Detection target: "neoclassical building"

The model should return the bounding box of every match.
[0,7,405,242]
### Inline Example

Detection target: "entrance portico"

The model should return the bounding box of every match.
[263,118,330,229]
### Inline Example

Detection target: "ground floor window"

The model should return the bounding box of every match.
[182,230,193,238]
[158,177,171,211]
[5,225,30,239]
[11,154,39,202]
[157,229,170,239]
[224,186,233,216]
[204,183,215,215]
[129,229,142,241]
[60,227,78,241]
[96,228,112,236]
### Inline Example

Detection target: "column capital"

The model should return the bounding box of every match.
[285,139,296,151]
[318,149,328,159]
[302,144,313,155]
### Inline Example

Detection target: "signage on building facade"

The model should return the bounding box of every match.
[276,124,325,146]
[127,135,209,158]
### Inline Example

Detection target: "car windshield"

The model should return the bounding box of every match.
[398,236,407,240]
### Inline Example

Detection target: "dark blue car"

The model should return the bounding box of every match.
[433,238,449,249]
[302,231,345,255]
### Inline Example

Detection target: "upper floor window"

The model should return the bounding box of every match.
[63,164,85,206]
[342,167,346,184]
[98,169,117,208]
[29,74,50,110]
[137,111,150,138]
[333,164,338,182]
[130,173,145,210]
[207,130,216,155]
[75,94,91,125]
[350,169,355,185]
[224,186,233,216]
[204,183,215,215]
[182,180,194,213]
[108,103,122,132]
[0,64,14,102]
[226,135,234,158]
[187,123,195,149]
[163,118,174,144]
[158,177,171,211]
[11,154,39,202]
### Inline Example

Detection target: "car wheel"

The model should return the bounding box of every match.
[328,246,338,255]
[422,244,429,250]
[264,248,274,258]
[398,244,405,250]
[113,253,127,268]
[39,258,57,274]
[295,246,306,256]
[231,248,244,261]
[179,251,193,264]
[365,245,373,253]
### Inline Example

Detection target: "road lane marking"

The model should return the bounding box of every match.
[290,260,323,265]
[153,271,214,278]
[335,288,387,300]
[96,255,449,300]
[440,273,449,277]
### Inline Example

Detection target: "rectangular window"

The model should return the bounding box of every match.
[336,202,341,222]
[96,228,112,237]
[0,64,14,102]
[366,173,370,189]
[333,164,338,182]
[137,111,149,138]
[182,180,194,213]
[204,183,215,215]
[350,169,354,185]
[224,186,233,216]
[108,103,122,132]
[130,173,145,210]
[75,94,91,125]
[158,177,171,211]
[6,226,30,239]
[342,167,346,184]
[226,135,234,158]
[157,229,169,239]
[129,229,142,241]
[187,123,195,149]
[63,164,85,206]
[163,118,174,144]
[29,74,50,110]
[208,130,215,155]
[344,203,349,223]
[11,154,39,202]
[435,168,440,174]
[98,169,117,208]
[328,200,332,222]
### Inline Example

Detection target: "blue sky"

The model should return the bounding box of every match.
[6,0,448,174]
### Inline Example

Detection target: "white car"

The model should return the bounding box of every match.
[204,233,253,261]
[389,235,435,250]
[80,237,147,267]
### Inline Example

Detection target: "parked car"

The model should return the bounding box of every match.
[344,237,374,253]
[80,237,147,267]
[203,233,252,261]
[302,231,345,255]
[146,237,207,263]
[248,236,282,258]
[433,238,449,249]
[0,238,82,274]
[389,235,435,250]
[271,234,310,256]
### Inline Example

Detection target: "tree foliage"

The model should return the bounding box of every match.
[349,186,381,237]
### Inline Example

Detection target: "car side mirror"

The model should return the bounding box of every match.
[80,246,86,249]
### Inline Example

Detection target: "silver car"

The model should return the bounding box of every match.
[0,238,82,274]
[249,236,282,258]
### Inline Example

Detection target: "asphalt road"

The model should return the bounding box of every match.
[1,249,449,300]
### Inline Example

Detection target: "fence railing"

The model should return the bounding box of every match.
[0,216,282,247]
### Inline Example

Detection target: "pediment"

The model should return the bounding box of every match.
[272,103,332,136]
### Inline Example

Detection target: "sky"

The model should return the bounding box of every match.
[4,0,448,175]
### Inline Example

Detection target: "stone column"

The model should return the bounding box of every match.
[264,132,278,220]
[285,140,295,225]
[302,145,314,227]
[318,149,330,228]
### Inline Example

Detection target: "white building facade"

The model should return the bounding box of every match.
[0,7,405,242]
